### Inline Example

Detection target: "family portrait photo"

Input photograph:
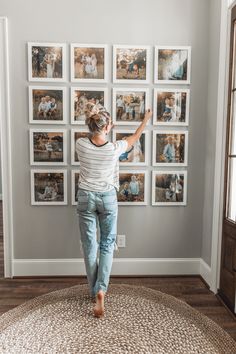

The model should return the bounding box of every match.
[118,171,147,205]
[71,170,80,205]
[153,89,190,126]
[29,87,66,124]
[71,129,89,165]
[71,88,108,124]
[30,129,66,165]
[113,45,150,83]
[113,130,148,166]
[152,171,187,206]
[113,88,149,125]
[155,46,191,84]
[31,170,67,205]
[153,131,188,166]
[71,44,107,82]
[28,43,66,81]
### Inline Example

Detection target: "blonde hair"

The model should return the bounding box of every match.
[85,102,111,135]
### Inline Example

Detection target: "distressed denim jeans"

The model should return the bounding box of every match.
[76,187,118,296]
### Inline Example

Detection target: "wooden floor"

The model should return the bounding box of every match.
[0,202,235,342]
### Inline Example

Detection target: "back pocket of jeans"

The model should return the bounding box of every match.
[102,194,117,211]
[77,194,89,212]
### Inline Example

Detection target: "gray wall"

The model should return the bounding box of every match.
[0,0,213,262]
[201,0,221,266]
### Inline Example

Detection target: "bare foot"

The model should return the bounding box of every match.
[93,290,105,318]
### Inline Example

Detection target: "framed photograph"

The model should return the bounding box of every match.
[29,86,66,124]
[113,45,150,83]
[153,88,190,126]
[71,44,108,82]
[152,130,188,166]
[30,129,67,165]
[71,87,108,124]
[28,42,66,82]
[112,88,149,125]
[71,170,80,205]
[113,129,148,166]
[71,128,90,165]
[154,46,191,84]
[31,169,67,205]
[152,171,187,206]
[118,170,147,205]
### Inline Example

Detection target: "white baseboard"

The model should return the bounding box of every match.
[200,258,212,289]
[12,257,212,289]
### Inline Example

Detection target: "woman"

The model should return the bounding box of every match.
[75,103,152,318]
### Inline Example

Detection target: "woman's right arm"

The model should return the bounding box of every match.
[125,110,152,149]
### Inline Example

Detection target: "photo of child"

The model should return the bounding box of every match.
[152,171,187,206]
[30,130,66,165]
[30,88,65,123]
[31,171,67,205]
[113,89,148,125]
[153,131,188,166]
[118,172,147,205]
[154,89,189,126]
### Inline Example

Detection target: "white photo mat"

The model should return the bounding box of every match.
[153,88,190,126]
[113,44,151,84]
[29,128,67,166]
[70,43,108,83]
[28,86,67,124]
[28,42,66,82]
[152,170,187,206]
[154,45,191,84]
[118,169,148,206]
[112,87,150,125]
[152,130,188,167]
[31,169,68,205]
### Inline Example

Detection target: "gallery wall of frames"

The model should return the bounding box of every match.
[28,42,191,207]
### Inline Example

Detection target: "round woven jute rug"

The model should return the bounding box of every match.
[0,283,235,354]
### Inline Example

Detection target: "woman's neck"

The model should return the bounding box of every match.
[90,133,107,146]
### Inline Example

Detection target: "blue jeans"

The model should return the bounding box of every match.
[76,186,118,296]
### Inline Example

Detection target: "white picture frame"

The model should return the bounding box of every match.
[28,42,66,82]
[71,87,109,125]
[118,170,148,205]
[112,87,150,125]
[31,169,67,205]
[29,128,67,166]
[71,43,108,83]
[153,88,190,126]
[29,86,67,124]
[113,44,151,84]
[152,130,188,167]
[113,129,148,166]
[71,128,90,165]
[152,170,187,206]
[71,169,80,206]
[154,46,191,84]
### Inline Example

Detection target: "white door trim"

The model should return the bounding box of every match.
[0,17,14,278]
[210,1,234,293]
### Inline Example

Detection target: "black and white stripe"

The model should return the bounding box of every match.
[76,137,128,192]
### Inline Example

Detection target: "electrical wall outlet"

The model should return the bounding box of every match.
[117,234,126,248]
